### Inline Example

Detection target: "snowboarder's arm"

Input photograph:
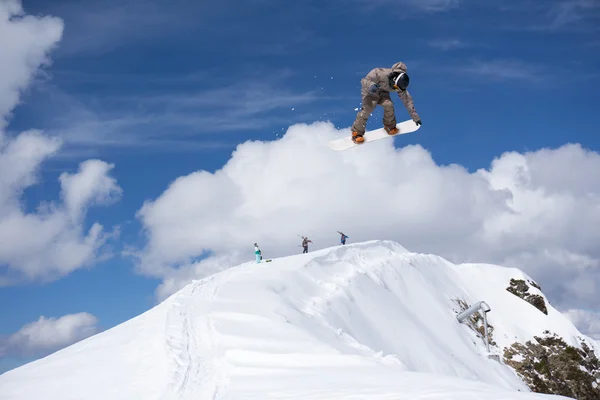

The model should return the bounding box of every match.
[398,89,421,123]
[363,68,381,88]
[362,68,388,93]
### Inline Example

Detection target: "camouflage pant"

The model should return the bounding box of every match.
[351,92,396,135]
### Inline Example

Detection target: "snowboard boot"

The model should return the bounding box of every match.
[352,131,365,144]
[384,126,399,135]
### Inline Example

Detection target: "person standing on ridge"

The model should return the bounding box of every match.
[351,61,421,144]
[338,231,349,245]
[254,243,262,263]
[301,236,312,253]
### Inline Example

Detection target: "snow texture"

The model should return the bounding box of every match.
[0,240,592,399]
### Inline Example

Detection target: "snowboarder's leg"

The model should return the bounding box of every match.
[256,254,261,263]
[379,93,398,135]
[351,95,378,143]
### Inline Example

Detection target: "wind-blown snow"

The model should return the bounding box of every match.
[0,240,589,399]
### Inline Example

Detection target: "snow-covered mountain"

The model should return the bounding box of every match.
[0,240,597,399]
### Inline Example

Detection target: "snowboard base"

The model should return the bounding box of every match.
[329,119,420,151]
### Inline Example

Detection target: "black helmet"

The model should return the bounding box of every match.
[391,71,409,91]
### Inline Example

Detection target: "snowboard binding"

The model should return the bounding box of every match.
[352,132,365,144]
[385,126,399,135]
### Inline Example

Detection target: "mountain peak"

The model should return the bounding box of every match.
[1,240,594,399]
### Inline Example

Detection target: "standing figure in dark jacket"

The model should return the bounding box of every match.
[301,236,312,253]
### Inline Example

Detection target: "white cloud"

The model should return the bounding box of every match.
[0,0,63,127]
[0,130,61,208]
[0,1,123,285]
[0,313,99,357]
[563,309,600,340]
[0,150,123,284]
[132,121,600,311]
[152,251,244,301]
[59,159,123,221]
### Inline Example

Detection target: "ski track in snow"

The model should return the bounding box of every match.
[165,276,225,400]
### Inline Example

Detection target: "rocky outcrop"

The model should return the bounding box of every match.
[454,281,599,399]
[506,278,548,315]
[503,331,600,399]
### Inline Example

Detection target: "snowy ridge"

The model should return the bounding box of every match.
[0,240,590,399]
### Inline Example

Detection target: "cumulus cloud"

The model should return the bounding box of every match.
[153,251,245,301]
[133,120,600,333]
[0,313,99,358]
[59,159,123,221]
[0,150,123,284]
[0,1,123,285]
[0,0,63,127]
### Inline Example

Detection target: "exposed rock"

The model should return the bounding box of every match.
[504,331,600,399]
[506,278,548,315]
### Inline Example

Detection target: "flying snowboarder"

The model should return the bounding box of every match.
[337,231,349,245]
[351,61,422,144]
[301,236,312,253]
[254,243,262,263]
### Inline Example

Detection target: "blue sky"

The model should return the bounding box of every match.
[1,0,599,373]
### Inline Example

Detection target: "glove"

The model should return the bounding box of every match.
[415,120,421,126]
[369,84,379,94]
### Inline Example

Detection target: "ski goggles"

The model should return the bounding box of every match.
[393,72,410,91]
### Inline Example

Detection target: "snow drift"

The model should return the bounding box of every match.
[0,240,594,399]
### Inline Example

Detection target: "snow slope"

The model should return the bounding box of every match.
[0,240,592,400]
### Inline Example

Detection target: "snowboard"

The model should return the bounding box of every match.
[328,119,420,151]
